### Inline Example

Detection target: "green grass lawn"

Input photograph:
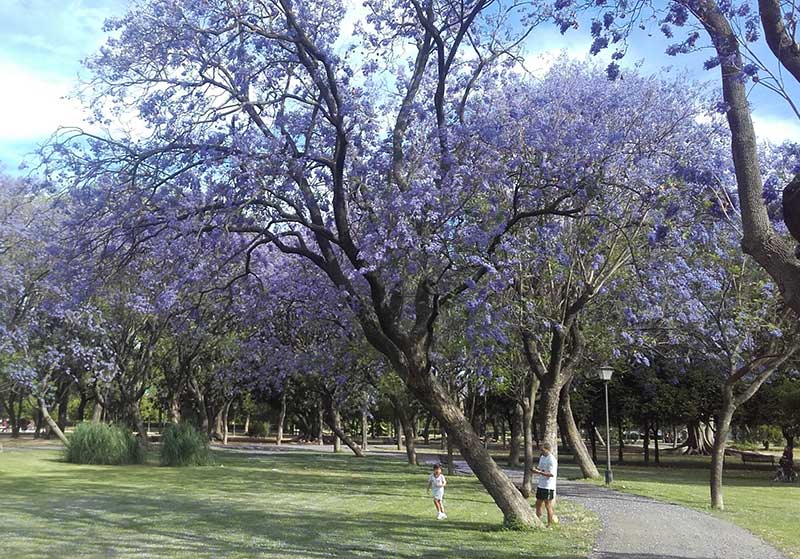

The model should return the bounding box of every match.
[0,449,597,559]
[573,458,800,559]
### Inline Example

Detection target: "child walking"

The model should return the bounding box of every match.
[532,442,558,526]
[427,463,448,519]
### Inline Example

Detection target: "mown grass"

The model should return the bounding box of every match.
[0,449,597,559]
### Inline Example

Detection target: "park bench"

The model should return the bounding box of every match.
[740,452,775,466]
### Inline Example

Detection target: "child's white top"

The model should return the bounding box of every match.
[537,454,557,490]
[429,473,446,488]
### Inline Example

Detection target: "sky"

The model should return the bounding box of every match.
[0,0,797,174]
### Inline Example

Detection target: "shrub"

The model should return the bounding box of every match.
[160,422,210,467]
[65,422,143,465]
[249,420,270,438]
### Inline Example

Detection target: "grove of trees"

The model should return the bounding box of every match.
[2,0,799,527]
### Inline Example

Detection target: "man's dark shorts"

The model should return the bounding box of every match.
[536,487,555,501]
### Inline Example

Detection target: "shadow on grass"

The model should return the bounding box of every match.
[1,451,591,559]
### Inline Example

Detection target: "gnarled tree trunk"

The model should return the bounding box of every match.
[559,379,600,479]
[323,395,364,457]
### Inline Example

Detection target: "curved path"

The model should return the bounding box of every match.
[438,457,788,559]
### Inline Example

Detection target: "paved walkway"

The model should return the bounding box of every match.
[435,457,788,559]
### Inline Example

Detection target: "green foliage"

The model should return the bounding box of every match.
[65,422,143,465]
[248,420,270,438]
[159,422,210,467]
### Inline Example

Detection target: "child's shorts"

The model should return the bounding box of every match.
[535,487,555,501]
[432,489,444,501]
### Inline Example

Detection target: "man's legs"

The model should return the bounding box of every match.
[535,498,544,519]
[544,499,558,525]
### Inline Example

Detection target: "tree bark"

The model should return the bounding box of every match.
[222,399,232,445]
[395,416,403,450]
[76,392,88,422]
[520,376,539,498]
[508,403,522,467]
[643,423,650,464]
[653,422,660,465]
[38,397,69,446]
[618,422,624,463]
[690,0,800,315]
[398,406,417,465]
[277,392,287,445]
[684,420,714,455]
[538,377,561,457]
[422,413,432,444]
[711,391,735,510]
[323,397,364,457]
[361,406,369,451]
[169,393,181,424]
[559,380,600,478]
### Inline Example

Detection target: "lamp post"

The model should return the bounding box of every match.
[598,365,614,485]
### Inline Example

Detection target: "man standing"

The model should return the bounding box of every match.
[532,442,558,526]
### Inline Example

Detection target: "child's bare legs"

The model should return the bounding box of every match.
[433,498,443,513]
[535,498,544,520]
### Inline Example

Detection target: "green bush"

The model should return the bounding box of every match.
[249,420,270,438]
[160,422,210,467]
[65,422,143,465]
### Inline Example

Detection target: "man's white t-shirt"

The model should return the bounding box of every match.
[537,454,557,490]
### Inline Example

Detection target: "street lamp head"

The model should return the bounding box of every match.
[598,365,614,382]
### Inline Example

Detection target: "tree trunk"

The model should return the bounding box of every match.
[538,378,561,457]
[361,406,369,451]
[590,421,597,463]
[395,416,403,450]
[509,403,522,467]
[653,422,660,464]
[34,408,43,438]
[57,383,69,432]
[169,393,181,424]
[618,422,624,463]
[91,401,103,422]
[643,423,650,464]
[559,380,600,478]
[361,320,540,527]
[520,376,539,499]
[398,407,417,465]
[684,420,713,455]
[276,392,287,445]
[711,395,735,510]
[38,397,69,446]
[76,392,88,422]
[6,395,22,438]
[317,404,325,445]
[422,413,432,444]
[222,400,232,445]
[328,410,364,458]
[689,0,800,316]
[323,399,364,457]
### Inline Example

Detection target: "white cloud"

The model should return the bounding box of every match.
[0,61,91,141]
[752,113,800,144]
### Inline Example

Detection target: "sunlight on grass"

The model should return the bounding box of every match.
[0,450,597,558]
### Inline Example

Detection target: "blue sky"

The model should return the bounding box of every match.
[0,0,797,174]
